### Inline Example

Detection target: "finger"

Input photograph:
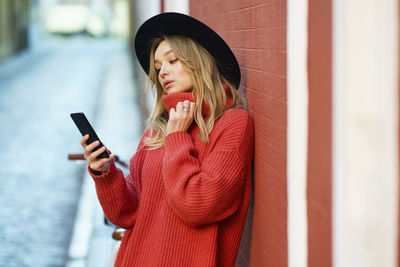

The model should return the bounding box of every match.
[80,134,89,146]
[98,155,113,166]
[85,140,101,153]
[189,102,195,118]
[176,102,183,114]
[183,100,190,115]
[90,145,107,159]
[169,108,176,119]
[103,154,114,167]
[91,154,113,171]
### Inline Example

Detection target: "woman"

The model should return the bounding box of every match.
[80,13,254,266]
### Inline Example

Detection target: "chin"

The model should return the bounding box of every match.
[167,88,182,94]
[166,89,178,94]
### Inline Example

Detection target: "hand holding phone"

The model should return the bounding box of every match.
[71,112,109,158]
[71,112,113,173]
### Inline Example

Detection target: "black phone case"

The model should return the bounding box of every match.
[70,112,109,159]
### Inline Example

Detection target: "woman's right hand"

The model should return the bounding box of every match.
[80,134,114,173]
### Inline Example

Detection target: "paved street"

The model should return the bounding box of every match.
[0,34,140,267]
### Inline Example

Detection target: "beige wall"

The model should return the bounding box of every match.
[333,0,399,266]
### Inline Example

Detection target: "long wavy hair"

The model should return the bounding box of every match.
[144,35,243,149]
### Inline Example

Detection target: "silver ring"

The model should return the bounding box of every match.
[182,106,190,112]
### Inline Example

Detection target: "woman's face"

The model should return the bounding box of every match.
[154,40,193,94]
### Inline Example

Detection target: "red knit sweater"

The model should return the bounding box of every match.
[89,87,254,266]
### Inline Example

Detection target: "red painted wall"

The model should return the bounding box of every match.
[307,0,333,266]
[190,1,287,266]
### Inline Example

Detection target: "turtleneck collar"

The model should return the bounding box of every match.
[162,84,233,117]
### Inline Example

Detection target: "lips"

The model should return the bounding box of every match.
[163,80,174,88]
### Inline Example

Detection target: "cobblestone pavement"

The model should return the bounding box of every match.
[0,35,126,267]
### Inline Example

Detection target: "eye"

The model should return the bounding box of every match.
[155,68,160,73]
[169,58,178,64]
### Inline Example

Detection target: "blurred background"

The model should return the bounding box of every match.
[0,0,140,266]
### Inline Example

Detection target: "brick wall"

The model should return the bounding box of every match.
[190,1,287,266]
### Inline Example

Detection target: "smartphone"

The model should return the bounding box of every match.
[70,112,109,159]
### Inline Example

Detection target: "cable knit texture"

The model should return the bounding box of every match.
[89,86,255,266]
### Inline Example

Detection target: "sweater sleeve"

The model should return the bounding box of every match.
[89,129,149,229]
[162,110,254,227]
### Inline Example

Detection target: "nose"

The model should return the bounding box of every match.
[159,63,168,77]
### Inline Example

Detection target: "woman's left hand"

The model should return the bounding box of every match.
[167,100,196,135]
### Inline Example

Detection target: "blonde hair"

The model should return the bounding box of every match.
[144,35,243,149]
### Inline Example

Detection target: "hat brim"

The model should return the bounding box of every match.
[134,12,241,89]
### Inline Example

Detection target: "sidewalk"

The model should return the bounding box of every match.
[65,39,144,267]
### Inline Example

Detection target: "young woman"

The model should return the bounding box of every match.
[80,13,254,266]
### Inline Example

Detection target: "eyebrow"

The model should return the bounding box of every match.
[154,50,173,64]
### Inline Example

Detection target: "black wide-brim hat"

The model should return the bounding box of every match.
[134,12,241,89]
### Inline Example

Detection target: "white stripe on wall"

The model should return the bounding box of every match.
[287,0,309,266]
[333,0,399,266]
[164,0,189,14]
